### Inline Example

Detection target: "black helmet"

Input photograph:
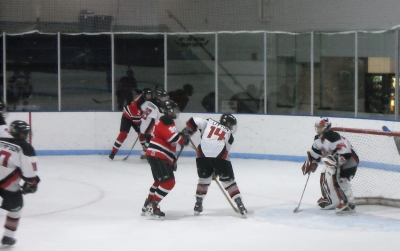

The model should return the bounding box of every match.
[142,88,153,100]
[10,120,30,139]
[161,100,180,119]
[220,113,237,133]
[155,90,169,102]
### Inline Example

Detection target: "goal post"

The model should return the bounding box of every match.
[331,127,400,207]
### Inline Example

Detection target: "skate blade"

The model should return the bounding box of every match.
[194,211,202,216]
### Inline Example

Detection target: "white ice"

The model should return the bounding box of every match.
[6,155,400,251]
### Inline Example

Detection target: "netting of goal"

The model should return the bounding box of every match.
[1,0,400,34]
[331,127,400,207]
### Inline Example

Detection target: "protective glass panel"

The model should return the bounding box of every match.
[358,31,396,119]
[167,34,215,112]
[315,33,355,117]
[6,34,58,111]
[61,34,111,111]
[113,34,164,111]
[267,33,312,115]
[218,33,264,114]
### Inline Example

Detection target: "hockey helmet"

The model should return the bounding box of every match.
[315,117,331,135]
[9,120,30,140]
[155,90,170,102]
[142,88,153,100]
[220,113,237,134]
[161,100,180,119]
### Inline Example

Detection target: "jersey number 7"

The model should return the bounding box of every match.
[0,150,11,167]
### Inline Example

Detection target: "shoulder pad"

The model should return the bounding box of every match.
[324,130,341,142]
[160,116,174,125]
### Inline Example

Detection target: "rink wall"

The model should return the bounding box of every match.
[5,112,400,162]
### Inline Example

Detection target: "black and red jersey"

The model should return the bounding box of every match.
[145,116,184,164]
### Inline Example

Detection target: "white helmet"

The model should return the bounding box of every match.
[315,117,331,135]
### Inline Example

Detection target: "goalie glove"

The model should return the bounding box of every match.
[322,154,347,167]
[21,182,38,194]
[301,151,319,175]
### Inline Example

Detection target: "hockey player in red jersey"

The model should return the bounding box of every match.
[139,89,169,159]
[109,88,152,160]
[0,120,40,246]
[141,100,189,219]
[302,117,359,213]
[184,113,248,216]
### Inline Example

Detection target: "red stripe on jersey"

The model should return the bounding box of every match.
[0,172,20,189]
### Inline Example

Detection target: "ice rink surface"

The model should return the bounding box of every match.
[6,155,400,251]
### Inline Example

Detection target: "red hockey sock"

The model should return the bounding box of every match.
[153,179,175,202]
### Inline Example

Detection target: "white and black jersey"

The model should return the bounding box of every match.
[187,118,234,159]
[0,137,39,192]
[309,130,359,170]
[140,98,163,136]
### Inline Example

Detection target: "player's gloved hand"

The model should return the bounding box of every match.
[178,133,190,146]
[301,151,318,175]
[181,127,194,136]
[21,182,38,194]
[172,162,177,172]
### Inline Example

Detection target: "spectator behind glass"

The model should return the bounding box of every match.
[116,69,141,111]
[168,84,194,112]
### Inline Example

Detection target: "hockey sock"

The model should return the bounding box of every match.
[147,181,160,200]
[153,179,175,202]
[112,132,128,152]
[196,177,212,198]
[4,211,21,238]
[222,180,241,201]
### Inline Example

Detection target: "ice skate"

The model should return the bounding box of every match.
[234,197,247,216]
[1,236,16,246]
[336,200,356,215]
[109,151,115,160]
[145,201,165,220]
[317,197,331,208]
[140,198,151,216]
[194,197,203,215]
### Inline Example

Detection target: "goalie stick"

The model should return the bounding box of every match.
[189,138,240,214]
[293,173,311,213]
[123,136,139,161]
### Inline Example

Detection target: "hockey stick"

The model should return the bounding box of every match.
[123,136,139,161]
[293,173,311,213]
[92,98,112,104]
[188,138,240,214]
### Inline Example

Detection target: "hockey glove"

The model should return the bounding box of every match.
[301,151,318,175]
[21,182,38,194]
[181,127,194,136]
[322,154,347,167]
[172,162,177,172]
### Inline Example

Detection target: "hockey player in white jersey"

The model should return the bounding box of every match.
[184,113,247,215]
[302,117,359,212]
[0,120,40,246]
[139,90,169,159]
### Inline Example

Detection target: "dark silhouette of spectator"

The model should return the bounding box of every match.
[230,84,260,113]
[201,91,215,112]
[168,84,194,111]
[7,69,33,110]
[116,69,140,111]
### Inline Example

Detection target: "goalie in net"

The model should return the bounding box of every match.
[301,117,359,212]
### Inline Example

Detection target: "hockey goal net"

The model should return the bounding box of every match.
[331,127,400,207]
